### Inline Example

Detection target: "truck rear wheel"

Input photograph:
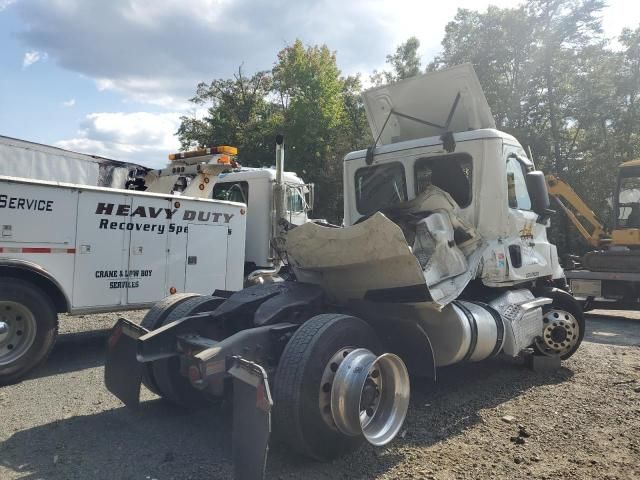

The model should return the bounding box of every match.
[273,313,381,460]
[150,295,226,408]
[0,278,58,384]
[140,293,201,395]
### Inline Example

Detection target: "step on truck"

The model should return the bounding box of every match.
[105,64,585,480]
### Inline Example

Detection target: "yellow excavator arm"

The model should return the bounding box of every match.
[545,175,608,247]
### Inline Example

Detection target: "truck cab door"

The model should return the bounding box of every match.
[503,147,554,282]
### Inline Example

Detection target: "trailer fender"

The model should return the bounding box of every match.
[136,282,323,362]
[348,300,437,380]
[210,281,324,327]
[0,259,70,312]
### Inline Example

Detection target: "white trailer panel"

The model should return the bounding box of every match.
[0,175,247,313]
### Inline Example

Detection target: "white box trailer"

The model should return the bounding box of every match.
[0,135,147,188]
[0,175,246,383]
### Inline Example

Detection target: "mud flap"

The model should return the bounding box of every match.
[227,356,273,480]
[104,318,149,408]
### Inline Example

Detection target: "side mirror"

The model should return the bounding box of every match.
[305,183,315,212]
[525,170,554,223]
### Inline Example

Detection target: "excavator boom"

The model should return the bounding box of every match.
[545,175,608,247]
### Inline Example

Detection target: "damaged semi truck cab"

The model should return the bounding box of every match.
[341,130,564,288]
[105,64,584,480]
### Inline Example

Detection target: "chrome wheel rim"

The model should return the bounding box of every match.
[0,301,37,366]
[319,346,355,430]
[535,309,579,356]
[321,347,410,446]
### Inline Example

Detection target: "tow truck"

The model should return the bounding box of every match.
[105,64,584,479]
[0,144,312,383]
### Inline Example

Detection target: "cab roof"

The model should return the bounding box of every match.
[344,128,519,162]
[217,167,304,183]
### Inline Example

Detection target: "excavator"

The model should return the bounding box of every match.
[546,159,640,308]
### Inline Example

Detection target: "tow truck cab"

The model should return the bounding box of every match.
[211,167,311,269]
[145,147,313,271]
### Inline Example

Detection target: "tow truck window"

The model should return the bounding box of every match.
[506,157,532,210]
[212,181,249,204]
[414,154,472,207]
[617,175,640,228]
[287,187,305,212]
[355,162,407,215]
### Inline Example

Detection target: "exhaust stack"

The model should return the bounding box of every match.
[274,134,286,232]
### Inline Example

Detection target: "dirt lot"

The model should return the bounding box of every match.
[1,310,639,480]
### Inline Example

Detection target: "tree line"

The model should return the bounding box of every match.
[177,0,640,257]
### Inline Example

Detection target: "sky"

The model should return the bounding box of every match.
[0,0,639,168]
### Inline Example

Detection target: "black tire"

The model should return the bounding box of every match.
[533,287,585,360]
[151,295,226,408]
[0,278,58,385]
[273,313,380,461]
[140,293,201,395]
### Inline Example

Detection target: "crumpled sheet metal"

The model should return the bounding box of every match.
[286,213,427,304]
[286,188,484,307]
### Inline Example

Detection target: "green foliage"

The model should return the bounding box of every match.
[177,13,640,254]
[177,40,370,222]
[176,68,276,167]
[371,36,422,86]
[431,0,639,257]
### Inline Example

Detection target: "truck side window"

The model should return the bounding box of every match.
[287,187,304,212]
[355,162,407,216]
[506,157,531,210]
[617,175,640,227]
[212,181,249,204]
[414,153,472,207]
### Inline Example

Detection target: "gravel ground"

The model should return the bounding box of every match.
[0,310,639,480]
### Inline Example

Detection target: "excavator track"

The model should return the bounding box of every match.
[582,250,640,273]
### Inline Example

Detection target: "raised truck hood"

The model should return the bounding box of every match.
[286,187,484,308]
[363,63,496,145]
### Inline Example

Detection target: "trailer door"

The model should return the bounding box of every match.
[126,197,170,304]
[185,224,228,293]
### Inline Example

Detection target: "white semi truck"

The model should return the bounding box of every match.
[0,145,312,383]
[105,64,584,480]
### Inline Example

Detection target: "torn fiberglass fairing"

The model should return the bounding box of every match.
[286,185,484,308]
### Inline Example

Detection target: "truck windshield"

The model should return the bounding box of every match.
[355,162,407,216]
